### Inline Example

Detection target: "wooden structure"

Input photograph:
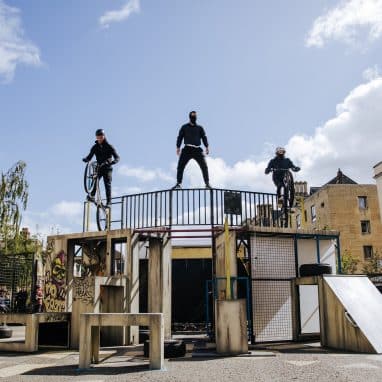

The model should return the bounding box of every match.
[292,275,382,353]
[0,313,70,352]
[79,313,164,370]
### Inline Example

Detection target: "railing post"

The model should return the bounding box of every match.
[169,190,173,229]
[210,189,216,279]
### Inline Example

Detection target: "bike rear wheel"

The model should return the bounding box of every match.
[96,204,110,231]
[84,161,98,194]
[280,185,290,228]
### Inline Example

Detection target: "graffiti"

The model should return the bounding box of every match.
[82,242,106,277]
[44,250,67,312]
[73,277,94,305]
[44,312,70,322]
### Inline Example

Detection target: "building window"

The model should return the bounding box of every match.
[363,245,373,260]
[296,214,301,229]
[361,220,371,234]
[311,205,316,222]
[358,196,367,209]
[304,210,307,222]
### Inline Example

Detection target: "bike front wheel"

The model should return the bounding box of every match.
[84,161,98,194]
[96,204,110,231]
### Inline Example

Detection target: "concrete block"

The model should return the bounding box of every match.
[215,299,248,355]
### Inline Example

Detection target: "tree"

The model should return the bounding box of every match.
[0,161,29,254]
[362,250,382,275]
[340,249,360,274]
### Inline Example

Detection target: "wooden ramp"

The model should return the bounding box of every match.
[319,275,382,353]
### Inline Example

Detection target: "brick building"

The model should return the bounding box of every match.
[294,169,382,272]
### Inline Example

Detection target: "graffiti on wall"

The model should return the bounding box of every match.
[73,277,94,305]
[44,250,67,312]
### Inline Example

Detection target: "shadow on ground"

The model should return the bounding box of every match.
[23,362,150,376]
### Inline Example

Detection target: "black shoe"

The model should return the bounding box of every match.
[86,195,95,203]
[205,183,212,189]
[172,183,182,190]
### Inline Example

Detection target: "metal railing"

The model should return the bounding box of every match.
[83,187,282,231]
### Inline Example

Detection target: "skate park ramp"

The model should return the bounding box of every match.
[321,275,382,353]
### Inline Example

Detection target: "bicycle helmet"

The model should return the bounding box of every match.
[275,147,286,155]
[95,129,105,136]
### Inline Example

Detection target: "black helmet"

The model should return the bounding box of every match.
[95,129,105,136]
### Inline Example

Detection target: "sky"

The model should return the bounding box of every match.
[1,0,382,237]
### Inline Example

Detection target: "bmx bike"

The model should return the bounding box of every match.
[272,168,295,228]
[84,161,110,231]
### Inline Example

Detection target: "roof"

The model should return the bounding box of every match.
[309,169,357,195]
[325,169,357,185]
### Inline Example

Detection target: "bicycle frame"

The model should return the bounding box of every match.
[272,169,294,228]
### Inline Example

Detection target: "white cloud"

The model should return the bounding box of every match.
[119,72,382,192]
[286,75,382,186]
[184,74,382,190]
[118,164,173,183]
[306,0,382,48]
[0,0,41,82]
[184,156,273,192]
[51,201,83,218]
[113,185,142,195]
[362,65,380,80]
[99,0,140,28]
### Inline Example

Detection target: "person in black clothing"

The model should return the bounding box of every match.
[265,147,300,206]
[82,129,120,207]
[173,111,211,189]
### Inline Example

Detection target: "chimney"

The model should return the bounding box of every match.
[294,181,308,197]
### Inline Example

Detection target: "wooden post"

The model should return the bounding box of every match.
[150,314,164,370]
[91,326,100,364]
[79,315,92,369]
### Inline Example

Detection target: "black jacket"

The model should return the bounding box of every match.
[84,139,120,168]
[265,156,297,173]
[176,123,209,148]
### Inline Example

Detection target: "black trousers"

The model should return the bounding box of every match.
[272,171,295,207]
[91,167,112,203]
[176,146,209,184]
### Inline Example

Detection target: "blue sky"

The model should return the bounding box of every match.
[1,0,382,235]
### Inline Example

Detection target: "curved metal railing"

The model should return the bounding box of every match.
[83,187,282,231]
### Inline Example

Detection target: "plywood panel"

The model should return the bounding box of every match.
[320,276,382,353]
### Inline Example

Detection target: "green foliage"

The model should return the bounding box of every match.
[0,161,29,254]
[340,249,360,274]
[362,250,382,275]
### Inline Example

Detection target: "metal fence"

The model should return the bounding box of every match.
[0,253,35,313]
[84,187,281,231]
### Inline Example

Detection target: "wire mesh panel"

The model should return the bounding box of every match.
[251,236,296,342]
[251,237,295,278]
[252,280,293,342]
[0,253,35,313]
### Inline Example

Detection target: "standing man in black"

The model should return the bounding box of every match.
[82,129,120,207]
[173,111,211,189]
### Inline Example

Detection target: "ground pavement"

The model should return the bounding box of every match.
[1,333,382,381]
